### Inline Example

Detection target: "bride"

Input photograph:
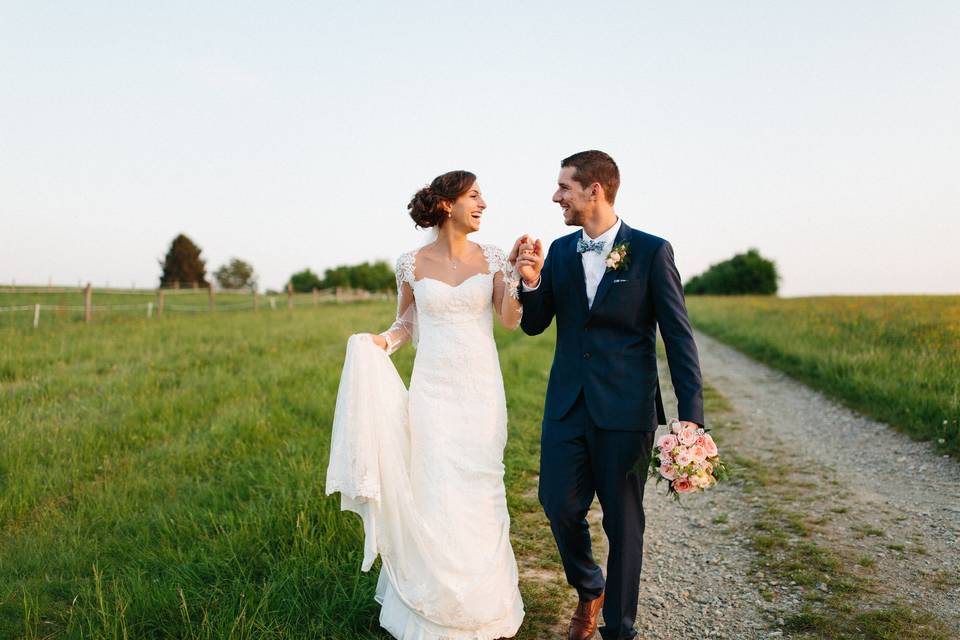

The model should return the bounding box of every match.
[326,170,527,639]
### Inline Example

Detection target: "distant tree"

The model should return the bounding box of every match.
[352,261,395,292]
[159,234,208,288]
[214,258,258,291]
[321,261,394,292]
[289,268,323,293]
[684,248,779,295]
[321,266,352,290]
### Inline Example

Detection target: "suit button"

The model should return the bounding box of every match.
[583,352,591,359]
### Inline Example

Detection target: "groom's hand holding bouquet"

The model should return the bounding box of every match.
[649,419,728,500]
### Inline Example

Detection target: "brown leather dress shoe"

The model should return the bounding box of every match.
[568,591,605,640]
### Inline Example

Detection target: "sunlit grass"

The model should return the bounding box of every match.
[0,302,560,639]
[687,295,960,456]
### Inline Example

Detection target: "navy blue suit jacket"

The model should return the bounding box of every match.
[519,221,704,431]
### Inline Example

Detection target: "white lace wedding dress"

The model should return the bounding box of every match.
[326,243,525,640]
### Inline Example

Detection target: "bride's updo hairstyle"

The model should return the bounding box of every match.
[408,170,477,229]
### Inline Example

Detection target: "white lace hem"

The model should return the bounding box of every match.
[376,572,524,640]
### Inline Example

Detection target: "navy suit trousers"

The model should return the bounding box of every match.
[539,392,655,640]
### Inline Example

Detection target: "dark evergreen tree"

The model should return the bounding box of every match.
[684,248,779,295]
[159,234,208,288]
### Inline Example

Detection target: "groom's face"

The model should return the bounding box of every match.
[553,166,592,227]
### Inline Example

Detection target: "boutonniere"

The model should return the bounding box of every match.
[605,241,630,272]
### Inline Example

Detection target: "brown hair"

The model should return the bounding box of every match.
[561,150,620,204]
[408,170,477,229]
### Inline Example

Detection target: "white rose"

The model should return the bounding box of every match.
[609,251,620,262]
[605,259,615,268]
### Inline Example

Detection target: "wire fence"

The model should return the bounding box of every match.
[0,284,393,329]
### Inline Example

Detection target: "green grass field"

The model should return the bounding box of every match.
[0,288,339,330]
[0,302,560,639]
[6,294,958,638]
[686,295,960,456]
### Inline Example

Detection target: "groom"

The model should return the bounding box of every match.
[512,150,704,640]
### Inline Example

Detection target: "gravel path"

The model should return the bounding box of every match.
[691,330,960,632]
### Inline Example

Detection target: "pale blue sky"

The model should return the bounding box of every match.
[2,1,957,295]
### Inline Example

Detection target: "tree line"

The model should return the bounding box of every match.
[683,248,779,295]
[158,234,394,293]
[159,234,779,297]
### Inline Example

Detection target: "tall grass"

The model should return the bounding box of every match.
[0,303,560,639]
[686,295,960,456]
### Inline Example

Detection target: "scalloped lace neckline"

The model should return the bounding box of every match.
[413,271,493,289]
[409,244,498,289]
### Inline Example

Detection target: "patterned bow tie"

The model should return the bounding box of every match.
[577,238,606,254]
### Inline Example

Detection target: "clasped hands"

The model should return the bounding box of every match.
[509,235,544,288]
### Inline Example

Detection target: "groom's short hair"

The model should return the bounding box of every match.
[561,150,620,204]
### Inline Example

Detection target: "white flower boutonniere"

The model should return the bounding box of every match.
[605,241,631,272]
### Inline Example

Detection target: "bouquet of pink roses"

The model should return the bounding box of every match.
[648,419,728,499]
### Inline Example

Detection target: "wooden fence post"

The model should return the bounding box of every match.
[147,302,153,318]
[286,283,294,310]
[33,303,40,329]
[208,286,215,312]
[84,283,92,323]
[157,290,165,317]
[312,287,318,307]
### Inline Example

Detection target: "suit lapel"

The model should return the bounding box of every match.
[588,220,631,315]
[568,234,590,315]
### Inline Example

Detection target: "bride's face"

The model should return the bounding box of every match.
[446,182,486,234]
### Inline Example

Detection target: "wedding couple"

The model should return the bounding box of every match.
[326,150,704,640]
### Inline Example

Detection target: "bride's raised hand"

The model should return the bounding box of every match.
[508,234,533,266]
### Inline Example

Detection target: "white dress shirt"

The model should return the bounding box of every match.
[522,217,622,309]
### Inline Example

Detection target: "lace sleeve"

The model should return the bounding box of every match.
[484,245,522,330]
[379,252,418,354]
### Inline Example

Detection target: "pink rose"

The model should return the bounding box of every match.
[691,472,711,489]
[701,433,719,457]
[676,448,694,467]
[690,444,708,463]
[657,434,679,453]
[703,461,714,475]
[659,463,677,481]
[678,425,698,446]
[673,475,696,494]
